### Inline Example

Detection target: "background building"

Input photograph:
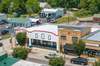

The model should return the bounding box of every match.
[58,24,91,45]
[39,8,64,22]
[82,30,100,57]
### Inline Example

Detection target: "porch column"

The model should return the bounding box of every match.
[57,38,60,52]
[29,38,32,47]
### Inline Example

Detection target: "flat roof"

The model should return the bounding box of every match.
[26,24,58,35]
[93,14,100,18]
[12,60,47,66]
[42,8,58,12]
[58,24,89,32]
[82,30,100,42]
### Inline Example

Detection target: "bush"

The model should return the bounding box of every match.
[12,47,29,59]
[74,9,92,17]
[49,57,65,66]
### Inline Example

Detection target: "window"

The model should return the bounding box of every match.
[35,33,38,38]
[61,36,66,40]
[72,37,78,44]
[41,33,45,39]
[48,35,51,40]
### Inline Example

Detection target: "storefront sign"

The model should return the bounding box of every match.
[86,43,99,47]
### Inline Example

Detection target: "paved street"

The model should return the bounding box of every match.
[27,47,85,66]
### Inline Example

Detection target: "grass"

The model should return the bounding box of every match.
[1,34,11,39]
[74,9,92,18]
[54,16,77,24]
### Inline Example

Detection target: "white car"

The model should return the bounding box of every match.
[45,53,60,59]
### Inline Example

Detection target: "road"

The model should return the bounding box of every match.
[27,47,84,66]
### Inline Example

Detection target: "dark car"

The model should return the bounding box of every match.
[1,30,9,35]
[71,57,88,65]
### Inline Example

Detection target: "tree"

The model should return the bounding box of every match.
[74,40,85,56]
[49,57,65,66]
[94,60,100,66]
[0,0,10,13]
[12,47,29,59]
[26,0,40,15]
[16,32,27,46]
[12,0,27,15]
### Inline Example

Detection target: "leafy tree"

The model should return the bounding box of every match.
[12,0,27,15]
[0,0,10,13]
[49,57,65,66]
[16,32,27,46]
[12,47,29,59]
[73,40,85,56]
[26,0,40,15]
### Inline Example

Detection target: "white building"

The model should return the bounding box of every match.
[40,8,64,22]
[26,24,59,51]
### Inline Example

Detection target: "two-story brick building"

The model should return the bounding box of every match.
[58,24,91,51]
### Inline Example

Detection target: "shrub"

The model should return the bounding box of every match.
[12,47,29,59]
[49,57,65,66]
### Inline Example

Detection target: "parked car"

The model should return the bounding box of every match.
[70,57,88,65]
[0,36,2,40]
[1,30,9,35]
[45,53,60,59]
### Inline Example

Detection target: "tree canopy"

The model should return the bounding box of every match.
[0,0,40,15]
[16,32,27,46]
[73,40,85,56]
[47,0,100,14]
[49,57,65,66]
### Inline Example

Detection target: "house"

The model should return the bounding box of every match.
[39,8,64,22]
[93,14,100,23]
[82,30,100,57]
[0,13,7,21]
[8,18,32,28]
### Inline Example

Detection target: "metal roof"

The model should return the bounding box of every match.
[82,30,100,41]
[8,18,29,23]
[58,24,90,32]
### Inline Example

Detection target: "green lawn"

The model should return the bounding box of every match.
[54,16,77,24]
[1,34,11,39]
